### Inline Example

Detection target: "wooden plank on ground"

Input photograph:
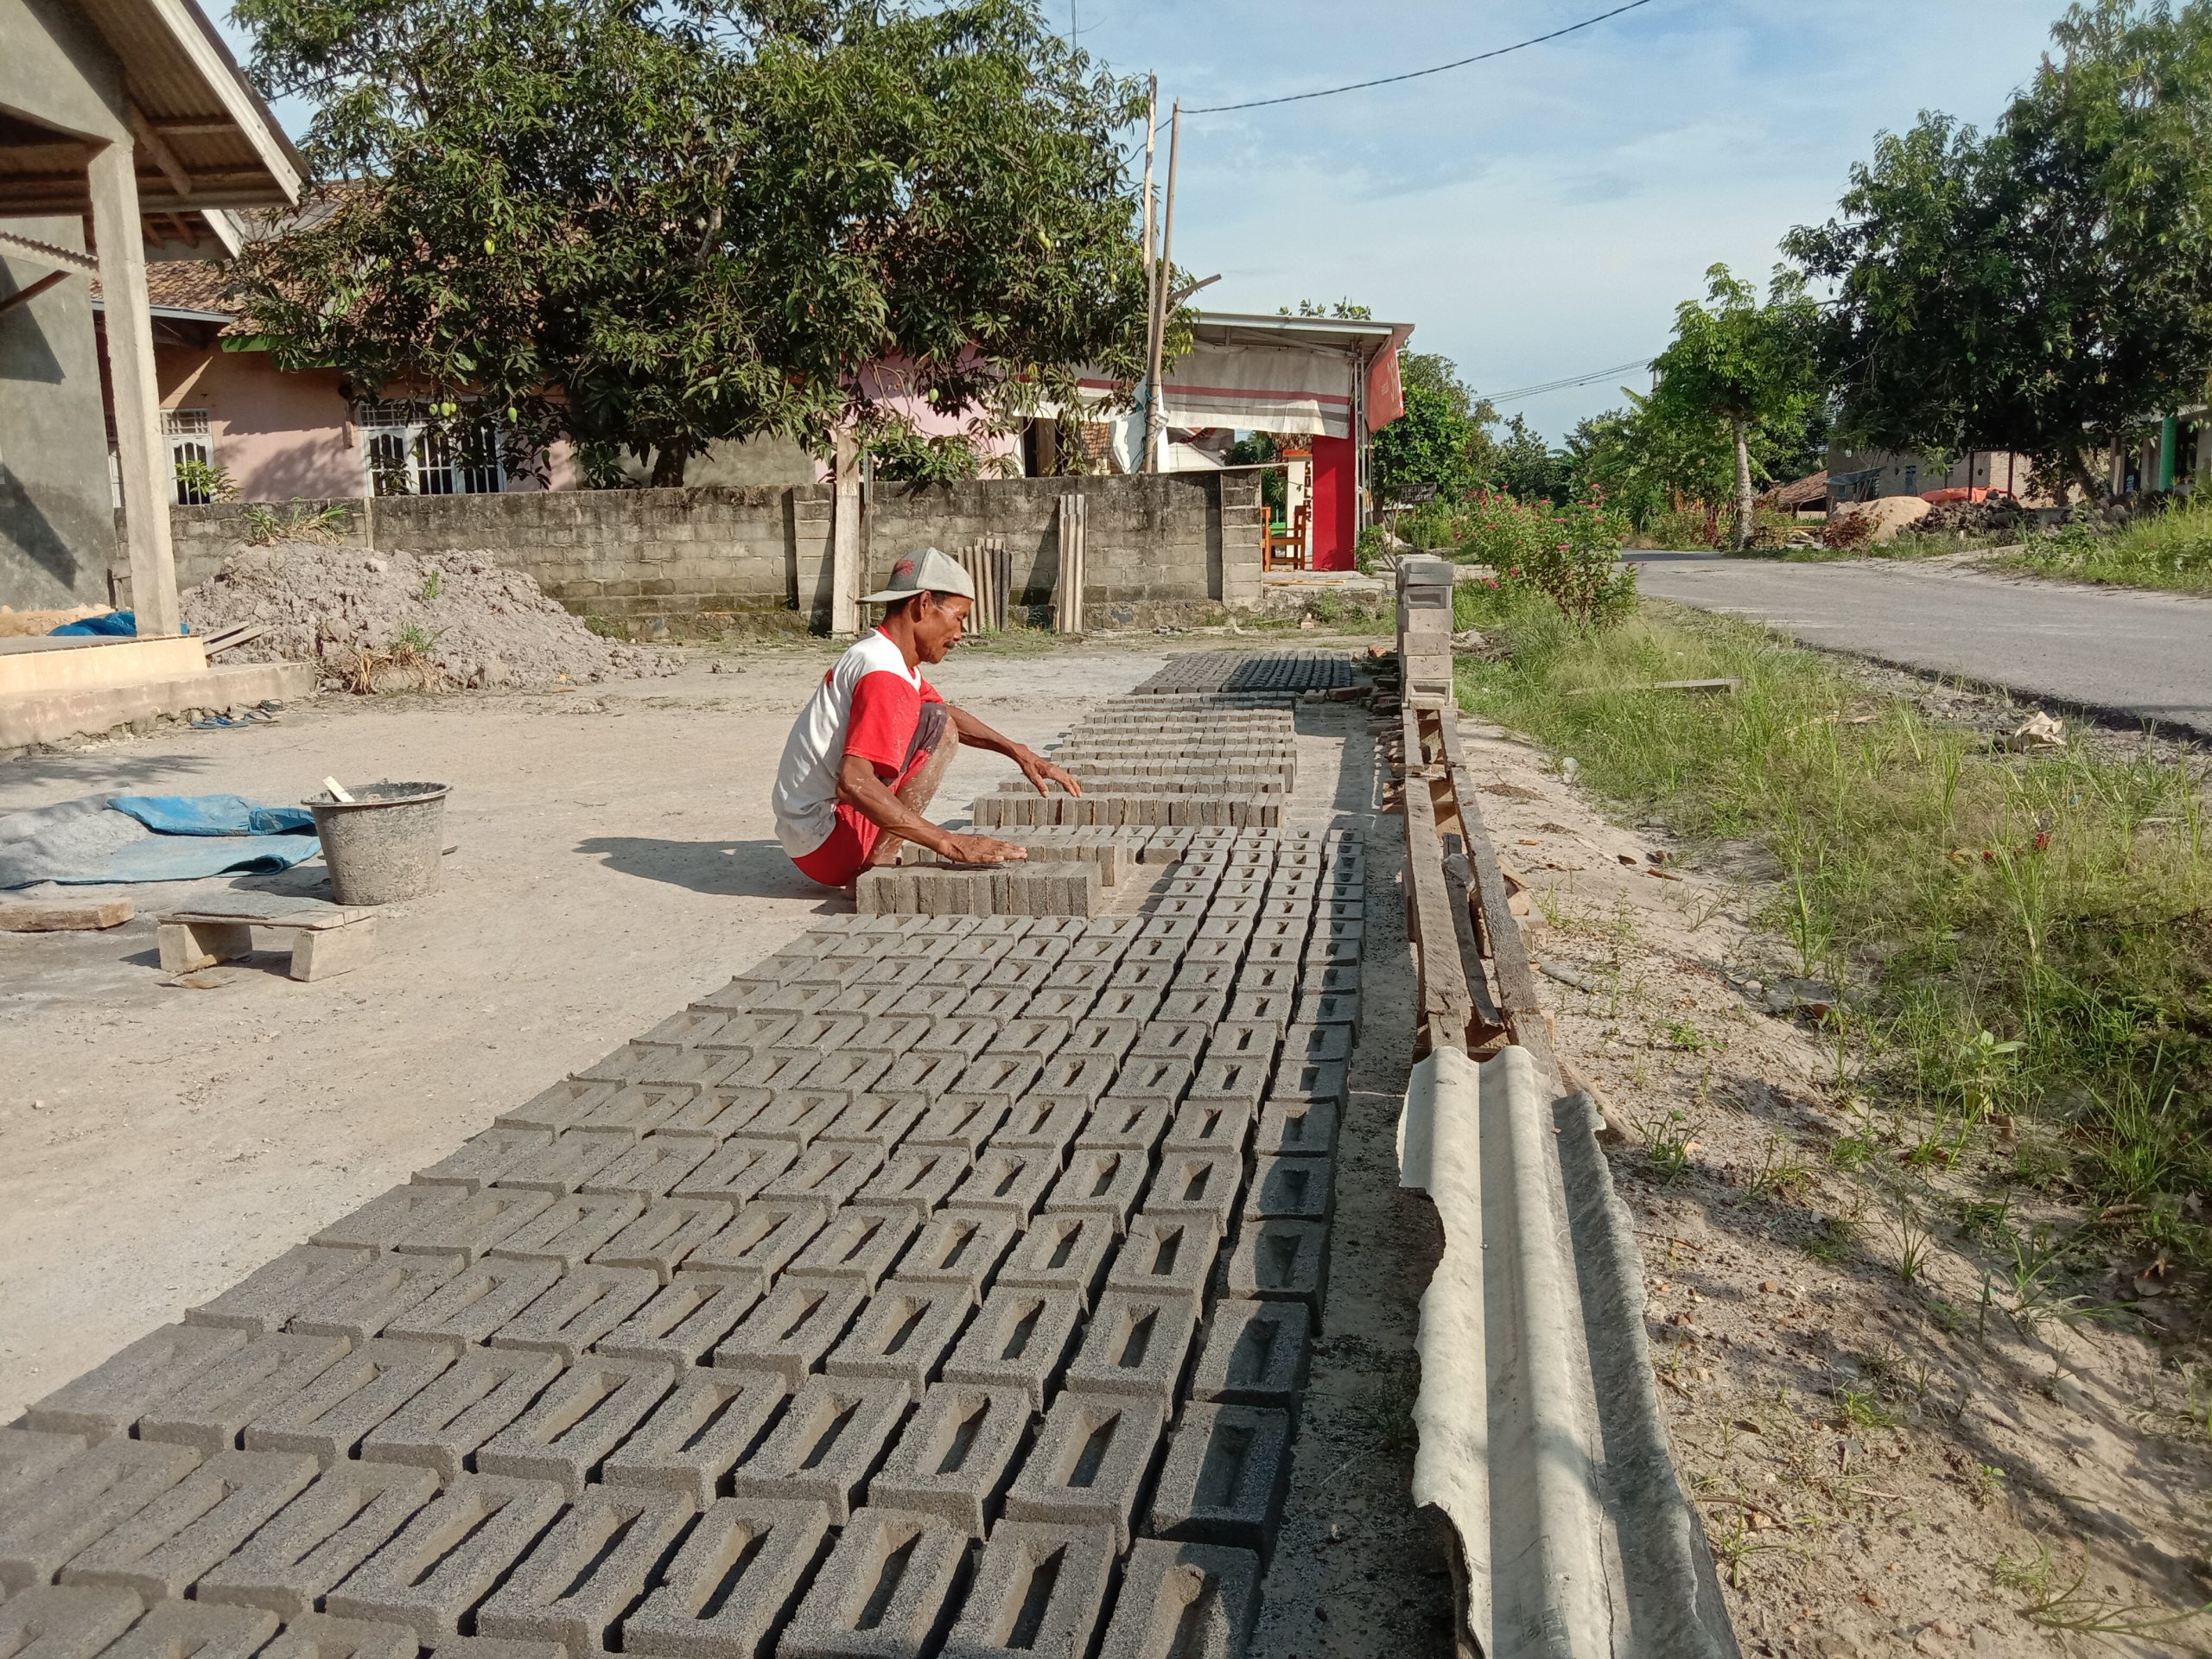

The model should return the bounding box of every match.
[1402,746,1474,1053]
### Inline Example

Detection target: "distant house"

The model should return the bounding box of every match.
[2107,411,2207,498]
[1825,443,2052,506]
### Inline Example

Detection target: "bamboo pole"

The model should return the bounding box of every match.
[1141,77,1157,270]
[1143,99,1181,474]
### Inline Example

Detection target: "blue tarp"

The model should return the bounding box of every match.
[0,795,319,887]
[46,612,188,637]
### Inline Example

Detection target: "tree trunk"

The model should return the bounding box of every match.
[649,444,690,488]
[1732,416,1755,550]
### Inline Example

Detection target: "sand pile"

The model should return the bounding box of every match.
[181,544,680,691]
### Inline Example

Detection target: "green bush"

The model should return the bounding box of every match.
[1455,492,1634,629]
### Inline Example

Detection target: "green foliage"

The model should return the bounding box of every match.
[1454,493,1634,629]
[2006,495,2212,593]
[859,416,1008,483]
[173,457,237,505]
[233,0,1152,486]
[1787,0,2212,499]
[1645,264,1823,550]
[1494,414,1568,504]
[1352,524,1389,575]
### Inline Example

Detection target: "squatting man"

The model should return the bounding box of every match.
[773,548,1083,888]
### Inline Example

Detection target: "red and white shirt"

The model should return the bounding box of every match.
[772,628,944,858]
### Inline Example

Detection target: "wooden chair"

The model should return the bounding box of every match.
[1263,502,1310,572]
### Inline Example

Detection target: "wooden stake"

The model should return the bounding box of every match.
[1143,99,1181,474]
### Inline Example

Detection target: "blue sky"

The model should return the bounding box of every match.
[219,0,2067,441]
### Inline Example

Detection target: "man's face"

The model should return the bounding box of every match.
[913,593,970,664]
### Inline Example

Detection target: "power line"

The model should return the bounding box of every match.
[1487,359,1652,403]
[1184,0,1659,115]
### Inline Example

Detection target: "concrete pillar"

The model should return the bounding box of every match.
[831,429,860,638]
[2158,416,2178,492]
[88,137,180,637]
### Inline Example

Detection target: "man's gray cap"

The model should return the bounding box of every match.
[861,547,976,605]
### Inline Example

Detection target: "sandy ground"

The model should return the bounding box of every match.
[1457,709,2212,1656]
[0,640,1176,1415]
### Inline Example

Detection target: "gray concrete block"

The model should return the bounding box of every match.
[1146,1404,1292,1559]
[904,1097,1005,1159]
[594,1198,740,1283]
[184,1246,378,1334]
[494,1079,617,1135]
[92,1599,279,1659]
[473,1357,676,1497]
[577,1084,711,1139]
[909,1015,998,1060]
[759,1143,887,1219]
[954,1055,1041,1110]
[1279,1022,1352,1065]
[1086,988,1160,1025]
[1024,988,1096,1025]
[358,1348,562,1480]
[681,1200,823,1294]
[1130,1020,1209,1062]
[488,1266,662,1363]
[938,1521,1117,1659]
[1154,988,1225,1026]
[944,1147,1058,1220]
[595,1271,760,1368]
[582,1137,716,1202]
[486,1192,645,1269]
[1000,1394,1163,1551]
[938,1286,1082,1414]
[784,1050,894,1102]
[1104,1217,1220,1316]
[22,1323,250,1440]
[1095,1541,1259,1659]
[993,1213,1116,1312]
[257,1613,419,1659]
[1039,1148,1147,1232]
[813,1096,927,1152]
[658,1087,777,1141]
[242,1340,455,1464]
[822,1287,970,1395]
[620,1497,831,1659]
[1255,1100,1336,1159]
[137,1332,354,1456]
[782,1205,918,1291]
[308,1185,467,1255]
[1032,1051,1116,1102]
[710,1281,868,1389]
[1221,1222,1327,1314]
[1268,1060,1348,1111]
[1185,1054,1268,1110]
[1142,1152,1245,1241]
[1160,1100,1254,1160]
[54,1446,314,1598]
[194,1461,439,1618]
[600,1370,791,1506]
[493,1128,635,1194]
[726,1378,910,1523]
[1189,1301,1308,1408]
[322,1474,566,1640]
[983,1015,1069,1058]
[393,1187,556,1263]
[775,1507,964,1659]
[1242,1154,1332,1224]
[1299,990,1359,1032]
[850,1147,967,1220]
[1073,1101,1168,1154]
[864,1385,1031,1539]
[0,1586,145,1659]
[1061,1292,1197,1408]
[474,1487,696,1653]
[983,1097,1087,1162]
[886,1211,1016,1307]
[671,1138,796,1205]
[0,1428,87,1503]
[289,1256,463,1344]
[383,1258,564,1349]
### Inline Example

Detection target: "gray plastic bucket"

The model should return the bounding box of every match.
[304,781,450,905]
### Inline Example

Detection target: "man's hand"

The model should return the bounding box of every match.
[939,832,1032,866]
[1016,747,1084,798]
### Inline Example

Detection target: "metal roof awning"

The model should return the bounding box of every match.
[1077,310,1414,442]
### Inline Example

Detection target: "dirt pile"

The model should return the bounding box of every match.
[181,543,679,691]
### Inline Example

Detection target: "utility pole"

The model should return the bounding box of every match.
[1141,76,1157,270]
[1143,99,1181,474]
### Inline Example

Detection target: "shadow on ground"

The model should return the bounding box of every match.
[575,834,833,904]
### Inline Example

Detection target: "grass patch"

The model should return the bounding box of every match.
[1453,585,2212,1267]
[2001,499,2212,594]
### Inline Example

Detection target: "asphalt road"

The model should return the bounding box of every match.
[1627,553,2212,739]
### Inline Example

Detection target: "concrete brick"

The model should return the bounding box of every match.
[1039,1148,1147,1232]
[474,1488,696,1653]
[239,1340,454,1465]
[474,1357,676,1496]
[813,1096,927,1152]
[594,1271,761,1367]
[652,1085,775,1141]
[1160,1100,1254,1160]
[725,1378,910,1522]
[682,1200,823,1293]
[776,1506,964,1659]
[1206,1021,1281,1066]
[185,1247,378,1334]
[1243,1154,1332,1223]
[877,1210,1008,1306]
[983,1097,1087,1161]
[710,1281,868,1388]
[1000,1394,1164,1551]
[619,1497,831,1659]
[1189,1300,1309,1408]
[1061,1291,1198,1408]
[1255,1099,1337,1160]
[581,1137,715,1202]
[1087,988,1160,1025]
[1300,990,1360,1031]
[594,1198,739,1282]
[1061,1017,1139,1063]
[1222,1221,1328,1314]
[871,1051,969,1107]
[1073,1101,1169,1154]
[94,1600,278,1659]
[775,1013,868,1051]
[487,1192,645,1269]
[1185,1054,1268,1111]
[1039,958,1111,996]
[392,1188,556,1263]
[1094,1541,1260,1659]
[864,1385,1031,1539]
[137,1333,354,1456]
[954,1055,1041,1109]
[600,1371,791,1506]
[257,1614,418,1659]
[322,1474,566,1640]
[1105,960,1175,995]
[898,1094,1000,1158]
[851,1147,968,1220]
[575,1084,704,1139]
[727,1088,849,1151]
[382,1258,564,1349]
[671,1138,796,1205]
[938,1521,1117,1659]
[1142,1152,1245,1241]
[944,1147,1058,1220]
[307,1185,465,1255]
[51,1445,310,1599]
[823,1287,972,1395]
[1146,1404,1291,1559]
[1154,988,1225,1026]
[759,1143,887,1220]
[358,1348,563,1480]
[289,1256,463,1344]
[784,1050,894,1102]
[994,1212,1116,1312]
[912,1014,1000,1060]
[0,1586,144,1659]
[1032,1051,1116,1102]
[494,1079,617,1135]
[1279,1022,1352,1066]
[0,1429,87,1503]
[486,1267,661,1363]
[938,1285,1082,1414]
[1130,1020,1210,1062]
[1103,1216,1220,1316]
[195,1462,440,1618]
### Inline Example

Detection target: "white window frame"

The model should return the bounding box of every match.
[163,408,217,505]
[357,398,506,497]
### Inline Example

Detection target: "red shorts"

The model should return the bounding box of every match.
[791,741,936,887]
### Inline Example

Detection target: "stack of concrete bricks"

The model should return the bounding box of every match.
[1394,559,1455,705]
[1129,651,1353,697]
[4,659,1367,1659]
[897,831,1129,889]
[854,865,1103,918]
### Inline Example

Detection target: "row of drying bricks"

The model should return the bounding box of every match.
[970,713,1298,829]
[2,836,1363,1659]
